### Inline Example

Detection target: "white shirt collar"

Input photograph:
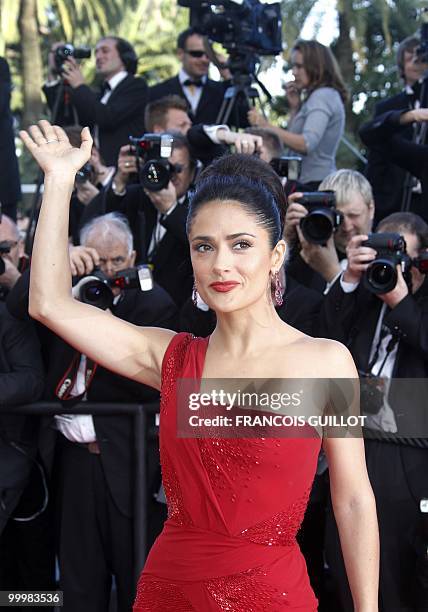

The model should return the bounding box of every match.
[107,70,128,91]
[178,68,207,85]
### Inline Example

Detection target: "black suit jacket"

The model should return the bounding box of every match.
[364,92,414,223]
[43,74,148,166]
[44,285,177,517]
[0,58,21,219]
[0,302,45,532]
[80,186,193,307]
[148,75,248,127]
[320,275,428,440]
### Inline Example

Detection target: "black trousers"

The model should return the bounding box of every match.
[55,437,135,612]
[325,439,428,612]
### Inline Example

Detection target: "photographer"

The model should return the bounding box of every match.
[364,35,428,223]
[81,134,199,307]
[144,94,262,166]
[44,213,176,612]
[63,126,115,244]
[0,57,21,222]
[43,37,147,166]
[148,28,248,127]
[360,104,428,223]
[0,215,26,298]
[321,212,428,611]
[248,39,347,189]
[284,169,375,293]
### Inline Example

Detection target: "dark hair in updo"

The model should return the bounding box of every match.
[187,154,286,249]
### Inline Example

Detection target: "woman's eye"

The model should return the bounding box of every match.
[194,243,212,253]
[233,240,251,250]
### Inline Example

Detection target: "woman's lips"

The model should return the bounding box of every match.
[209,282,239,293]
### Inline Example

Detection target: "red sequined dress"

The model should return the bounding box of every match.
[133,333,321,611]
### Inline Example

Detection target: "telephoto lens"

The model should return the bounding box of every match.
[297,191,342,245]
[362,233,410,294]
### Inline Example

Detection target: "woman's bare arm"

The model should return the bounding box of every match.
[322,342,379,612]
[20,120,175,390]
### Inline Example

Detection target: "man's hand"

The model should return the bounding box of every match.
[400,108,428,125]
[145,182,177,215]
[343,235,376,285]
[113,145,138,193]
[75,180,99,206]
[297,227,341,283]
[283,192,306,244]
[69,245,100,277]
[378,264,409,308]
[0,258,21,290]
[60,57,85,88]
[217,129,263,154]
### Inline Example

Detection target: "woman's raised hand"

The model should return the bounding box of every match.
[20,120,92,177]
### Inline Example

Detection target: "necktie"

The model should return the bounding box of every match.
[100,81,111,97]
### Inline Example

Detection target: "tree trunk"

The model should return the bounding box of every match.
[19,0,44,127]
[334,0,357,132]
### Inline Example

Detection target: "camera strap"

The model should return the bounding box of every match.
[55,353,98,405]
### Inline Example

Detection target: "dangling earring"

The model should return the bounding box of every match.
[192,281,198,307]
[273,271,283,307]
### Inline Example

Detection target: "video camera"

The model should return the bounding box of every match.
[73,266,154,310]
[296,192,342,245]
[362,233,428,294]
[54,44,91,75]
[129,134,176,192]
[178,0,282,55]
[270,156,301,181]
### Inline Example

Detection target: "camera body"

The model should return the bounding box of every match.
[0,241,12,276]
[297,191,342,245]
[75,163,93,184]
[54,44,91,75]
[129,134,175,192]
[74,266,154,310]
[270,156,301,180]
[361,232,412,294]
[178,0,282,55]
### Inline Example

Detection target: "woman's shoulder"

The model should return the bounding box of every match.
[307,87,343,107]
[284,333,357,378]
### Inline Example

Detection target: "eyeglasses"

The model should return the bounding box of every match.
[184,50,209,59]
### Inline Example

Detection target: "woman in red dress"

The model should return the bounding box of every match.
[21,120,379,611]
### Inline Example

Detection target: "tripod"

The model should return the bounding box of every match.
[215,49,272,126]
[25,80,79,255]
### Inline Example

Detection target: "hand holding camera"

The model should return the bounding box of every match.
[344,234,376,285]
[113,145,138,193]
[69,245,100,277]
[144,181,177,215]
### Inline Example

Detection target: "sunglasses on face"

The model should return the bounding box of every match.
[184,50,209,59]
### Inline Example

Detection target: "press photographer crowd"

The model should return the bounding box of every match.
[1,0,428,610]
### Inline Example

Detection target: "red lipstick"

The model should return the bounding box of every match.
[209,282,239,293]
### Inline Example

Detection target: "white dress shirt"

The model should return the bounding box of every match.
[179,69,207,114]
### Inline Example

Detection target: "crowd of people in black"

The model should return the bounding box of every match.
[1,27,428,612]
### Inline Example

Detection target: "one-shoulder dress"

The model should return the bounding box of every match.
[133,333,321,611]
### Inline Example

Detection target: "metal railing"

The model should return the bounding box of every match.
[3,400,160,586]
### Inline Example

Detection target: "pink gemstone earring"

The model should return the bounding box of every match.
[273,271,283,307]
[192,281,198,307]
